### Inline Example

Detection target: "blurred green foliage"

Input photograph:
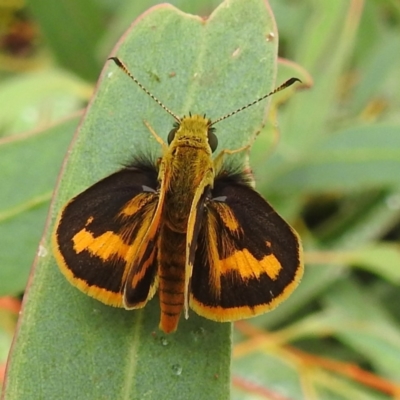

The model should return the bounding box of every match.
[1,0,400,399]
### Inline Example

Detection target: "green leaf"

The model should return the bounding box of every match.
[322,278,400,381]
[266,125,400,193]
[343,243,400,284]
[232,353,302,399]
[99,0,222,59]
[0,116,79,296]
[277,0,362,148]
[27,0,105,81]
[3,1,279,399]
[0,69,91,136]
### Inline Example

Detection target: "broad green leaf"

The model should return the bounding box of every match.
[99,0,222,59]
[3,1,279,399]
[0,69,91,136]
[0,116,79,296]
[27,0,105,81]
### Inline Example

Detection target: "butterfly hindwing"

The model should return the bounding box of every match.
[189,172,303,321]
[184,173,213,318]
[123,164,170,309]
[53,163,160,308]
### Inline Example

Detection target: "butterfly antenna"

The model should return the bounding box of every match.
[109,57,181,123]
[210,77,301,126]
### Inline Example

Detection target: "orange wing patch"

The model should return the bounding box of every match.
[72,229,131,262]
[189,173,303,322]
[219,249,282,280]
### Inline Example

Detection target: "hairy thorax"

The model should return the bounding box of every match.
[162,143,213,233]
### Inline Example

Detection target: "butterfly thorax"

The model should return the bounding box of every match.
[161,115,214,233]
[157,115,215,332]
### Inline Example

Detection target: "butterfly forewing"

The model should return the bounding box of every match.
[53,164,160,307]
[189,172,303,321]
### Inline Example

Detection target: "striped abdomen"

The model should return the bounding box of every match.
[158,226,186,333]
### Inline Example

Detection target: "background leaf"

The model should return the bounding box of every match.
[0,116,80,296]
[2,1,279,399]
[27,0,105,81]
[2,0,400,399]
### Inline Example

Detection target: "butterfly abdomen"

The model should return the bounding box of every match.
[158,226,186,333]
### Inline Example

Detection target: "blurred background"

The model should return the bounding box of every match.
[1,0,400,399]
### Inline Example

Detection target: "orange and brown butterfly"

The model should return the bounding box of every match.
[53,57,303,334]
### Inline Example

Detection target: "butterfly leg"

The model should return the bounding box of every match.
[213,144,251,173]
[143,120,168,152]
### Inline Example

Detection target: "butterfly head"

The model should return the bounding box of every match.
[167,114,218,153]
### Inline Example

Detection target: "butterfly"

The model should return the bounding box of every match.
[53,57,303,333]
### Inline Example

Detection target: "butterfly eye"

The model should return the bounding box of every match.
[167,127,178,144]
[208,128,218,152]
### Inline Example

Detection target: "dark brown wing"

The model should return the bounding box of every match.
[189,173,303,321]
[53,163,161,308]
